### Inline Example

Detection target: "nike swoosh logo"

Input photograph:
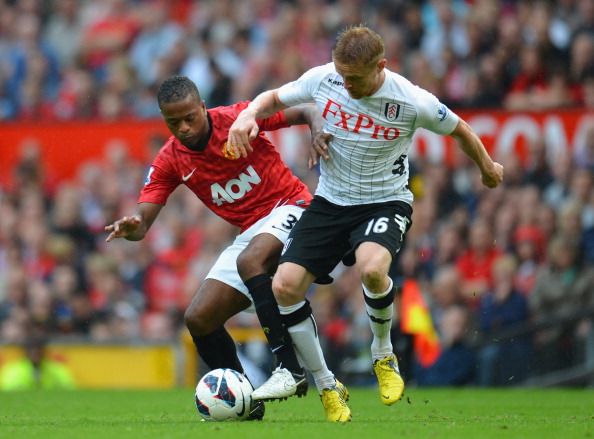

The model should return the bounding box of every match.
[237,389,246,417]
[182,168,196,182]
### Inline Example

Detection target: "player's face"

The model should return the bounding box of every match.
[160,95,208,149]
[334,58,387,99]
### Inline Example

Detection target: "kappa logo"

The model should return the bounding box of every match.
[221,142,239,160]
[384,102,401,121]
[327,77,344,87]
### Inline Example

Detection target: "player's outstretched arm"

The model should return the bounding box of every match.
[449,119,504,188]
[228,89,288,158]
[283,104,330,167]
[104,202,163,242]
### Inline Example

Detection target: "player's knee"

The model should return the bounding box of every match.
[359,261,388,291]
[184,305,215,336]
[236,250,254,281]
[237,248,268,281]
[272,274,302,305]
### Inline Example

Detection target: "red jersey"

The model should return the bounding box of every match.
[139,102,312,231]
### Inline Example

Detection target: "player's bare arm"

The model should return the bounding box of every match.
[104,202,163,242]
[301,104,331,167]
[309,131,332,168]
[283,104,330,168]
[450,119,504,188]
[228,89,288,158]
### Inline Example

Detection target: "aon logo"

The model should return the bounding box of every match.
[211,165,262,206]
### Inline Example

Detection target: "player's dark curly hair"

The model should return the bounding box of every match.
[157,76,201,107]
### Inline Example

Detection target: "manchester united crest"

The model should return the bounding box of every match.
[221,142,240,160]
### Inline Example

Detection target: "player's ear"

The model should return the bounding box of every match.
[377,58,387,71]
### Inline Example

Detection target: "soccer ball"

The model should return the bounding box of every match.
[194,368,253,421]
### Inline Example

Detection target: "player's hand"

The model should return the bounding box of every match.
[308,132,332,169]
[104,215,142,242]
[481,162,504,188]
[227,111,258,159]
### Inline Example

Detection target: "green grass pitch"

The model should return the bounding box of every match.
[1,387,593,439]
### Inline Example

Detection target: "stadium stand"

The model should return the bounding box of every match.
[1,0,593,387]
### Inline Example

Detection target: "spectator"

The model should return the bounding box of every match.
[428,265,464,332]
[574,122,594,173]
[569,32,594,94]
[78,0,139,81]
[523,137,554,190]
[543,150,573,208]
[43,0,83,69]
[128,1,183,87]
[7,13,61,119]
[477,255,531,386]
[512,225,545,296]
[529,235,594,373]
[456,218,502,307]
[415,305,476,386]
[0,336,76,390]
[504,44,548,110]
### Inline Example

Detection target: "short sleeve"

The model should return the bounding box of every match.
[413,85,459,135]
[277,65,328,106]
[138,155,179,205]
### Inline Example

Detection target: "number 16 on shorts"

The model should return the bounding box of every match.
[365,217,390,235]
[364,214,409,241]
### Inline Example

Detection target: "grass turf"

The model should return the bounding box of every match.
[0,387,593,439]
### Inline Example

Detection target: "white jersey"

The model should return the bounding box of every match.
[277,62,460,206]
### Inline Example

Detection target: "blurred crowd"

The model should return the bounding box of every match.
[1,0,594,387]
[2,122,594,386]
[1,0,594,121]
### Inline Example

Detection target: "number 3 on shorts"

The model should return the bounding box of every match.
[281,213,298,230]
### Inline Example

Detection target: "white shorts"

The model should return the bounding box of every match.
[205,204,305,308]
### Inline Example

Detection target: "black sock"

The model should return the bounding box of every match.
[192,326,243,373]
[245,274,303,375]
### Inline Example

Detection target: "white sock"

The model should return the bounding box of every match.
[280,304,335,392]
[363,278,395,361]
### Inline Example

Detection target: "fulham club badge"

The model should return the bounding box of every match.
[384,102,400,121]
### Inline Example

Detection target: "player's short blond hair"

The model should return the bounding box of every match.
[332,25,385,68]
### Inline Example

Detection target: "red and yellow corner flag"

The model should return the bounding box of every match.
[400,279,441,367]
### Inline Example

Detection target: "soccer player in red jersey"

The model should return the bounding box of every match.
[104,76,336,420]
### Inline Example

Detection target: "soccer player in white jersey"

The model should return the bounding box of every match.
[228,26,504,420]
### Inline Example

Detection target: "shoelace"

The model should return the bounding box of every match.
[265,370,286,384]
[258,368,293,390]
[378,358,397,373]
[323,388,347,408]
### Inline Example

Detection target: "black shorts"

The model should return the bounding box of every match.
[279,196,412,279]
